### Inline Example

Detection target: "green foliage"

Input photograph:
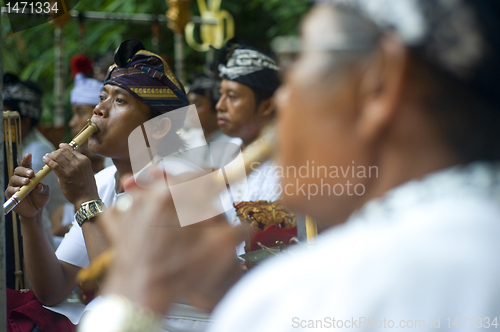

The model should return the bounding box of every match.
[248,0,311,39]
[1,0,311,125]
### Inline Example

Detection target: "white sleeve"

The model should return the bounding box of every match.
[55,221,89,268]
[62,203,75,227]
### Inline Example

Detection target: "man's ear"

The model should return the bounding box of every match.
[256,96,276,117]
[151,116,172,139]
[356,35,409,141]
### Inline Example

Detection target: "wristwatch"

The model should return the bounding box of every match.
[75,200,106,227]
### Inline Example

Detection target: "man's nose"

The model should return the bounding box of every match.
[93,100,107,117]
[69,114,77,128]
[215,96,226,113]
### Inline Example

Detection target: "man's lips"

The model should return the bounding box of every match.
[90,119,102,134]
[217,118,229,126]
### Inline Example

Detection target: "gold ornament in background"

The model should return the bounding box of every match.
[166,0,192,34]
[236,200,297,268]
[185,0,234,52]
[235,200,297,231]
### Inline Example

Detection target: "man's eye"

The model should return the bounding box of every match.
[116,98,124,103]
[99,95,105,102]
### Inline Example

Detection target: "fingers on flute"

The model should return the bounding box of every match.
[42,152,62,172]
[44,150,71,169]
[45,147,92,173]
[4,179,46,200]
[9,175,29,188]
[57,144,77,161]
[5,184,19,199]
[8,165,36,192]
[14,165,34,179]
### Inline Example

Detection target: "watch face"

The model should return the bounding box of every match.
[89,203,98,214]
[77,201,104,227]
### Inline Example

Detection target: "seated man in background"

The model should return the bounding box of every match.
[183,74,238,147]
[214,38,282,227]
[52,58,105,243]
[69,54,107,173]
[80,0,500,331]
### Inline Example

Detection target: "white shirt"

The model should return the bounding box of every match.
[206,130,240,145]
[179,128,241,150]
[226,159,281,227]
[55,165,117,268]
[209,162,500,331]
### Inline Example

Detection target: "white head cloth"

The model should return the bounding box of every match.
[70,73,103,106]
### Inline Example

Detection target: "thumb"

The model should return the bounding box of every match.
[21,153,33,170]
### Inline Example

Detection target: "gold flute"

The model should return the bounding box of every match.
[3,120,98,215]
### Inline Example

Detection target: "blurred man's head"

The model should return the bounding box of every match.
[215,38,281,146]
[276,0,500,226]
[3,73,43,140]
[93,52,115,82]
[187,74,220,137]
[69,72,103,137]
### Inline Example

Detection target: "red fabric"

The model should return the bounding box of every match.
[7,288,76,332]
[249,225,297,252]
[70,54,93,78]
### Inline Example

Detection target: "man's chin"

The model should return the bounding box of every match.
[219,126,236,137]
[87,139,101,156]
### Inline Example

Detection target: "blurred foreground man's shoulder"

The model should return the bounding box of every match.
[209,163,500,332]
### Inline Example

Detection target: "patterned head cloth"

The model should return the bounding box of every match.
[104,39,189,115]
[323,0,500,106]
[3,73,43,121]
[71,73,103,106]
[215,38,281,94]
[188,74,220,105]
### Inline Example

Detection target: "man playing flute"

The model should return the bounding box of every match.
[5,40,213,331]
